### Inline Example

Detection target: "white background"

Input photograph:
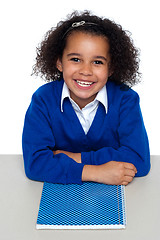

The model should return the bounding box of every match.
[0,0,159,155]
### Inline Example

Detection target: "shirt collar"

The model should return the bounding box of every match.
[61,82,108,113]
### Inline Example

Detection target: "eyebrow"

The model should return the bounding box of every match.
[67,53,81,57]
[67,53,108,61]
[94,56,108,61]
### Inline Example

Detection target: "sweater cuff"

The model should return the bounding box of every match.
[66,161,84,184]
[81,151,92,165]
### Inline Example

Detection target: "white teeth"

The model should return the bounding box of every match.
[76,80,93,87]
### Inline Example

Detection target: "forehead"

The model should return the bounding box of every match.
[64,31,110,55]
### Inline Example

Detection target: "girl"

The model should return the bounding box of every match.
[22,10,150,185]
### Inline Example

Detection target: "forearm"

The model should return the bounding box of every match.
[81,165,97,182]
[81,145,150,177]
[82,161,137,185]
[53,149,138,185]
[53,150,81,163]
[23,144,84,184]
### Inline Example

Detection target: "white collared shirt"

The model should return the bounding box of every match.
[61,82,108,134]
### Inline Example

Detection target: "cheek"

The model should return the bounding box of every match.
[63,63,77,75]
[61,65,76,82]
[96,68,109,81]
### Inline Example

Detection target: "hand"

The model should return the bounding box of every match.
[53,150,81,163]
[82,161,137,185]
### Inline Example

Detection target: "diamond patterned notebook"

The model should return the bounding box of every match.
[36,182,126,229]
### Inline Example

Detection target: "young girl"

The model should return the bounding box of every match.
[22,10,150,185]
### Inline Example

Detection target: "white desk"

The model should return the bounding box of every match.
[0,155,159,240]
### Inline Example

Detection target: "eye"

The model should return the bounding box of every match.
[94,60,103,65]
[70,58,80,62]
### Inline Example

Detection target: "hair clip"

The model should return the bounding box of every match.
[72,21,85,28]
[62,21,99,39]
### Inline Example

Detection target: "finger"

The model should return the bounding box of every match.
[124,163,137,171]
[121,181,129,186]
[124,162,137,173]
[124,175,134,182]
[124,169,136,177]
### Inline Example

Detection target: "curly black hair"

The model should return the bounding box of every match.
[32,10,141,87]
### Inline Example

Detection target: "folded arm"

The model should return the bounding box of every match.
[22,89,150,185]
[22,93,84,184]
[53,92,150,185]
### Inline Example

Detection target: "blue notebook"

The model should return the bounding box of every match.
[36,182,126,229]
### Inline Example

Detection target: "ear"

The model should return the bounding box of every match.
[56,59,63,72]
[108,63,114,77]
[108,70,113,77]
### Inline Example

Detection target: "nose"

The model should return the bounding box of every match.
[79,63,93,76]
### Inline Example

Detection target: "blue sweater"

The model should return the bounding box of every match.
[22,80,150,184]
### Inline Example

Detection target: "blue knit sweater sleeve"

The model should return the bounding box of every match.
[81,90,150,177]
[22,90,84,184]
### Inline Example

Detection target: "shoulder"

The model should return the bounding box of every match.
[107,81,139,105]
[34,80,64,99]
[30,80,64,111]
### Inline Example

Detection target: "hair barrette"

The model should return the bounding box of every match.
[72,21,86,27]
[62,21,99,39]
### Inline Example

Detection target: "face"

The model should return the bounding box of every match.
[57,31,112,109]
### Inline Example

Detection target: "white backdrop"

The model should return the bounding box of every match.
[0,0,159,155]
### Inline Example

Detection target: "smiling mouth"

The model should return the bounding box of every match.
[75,80,94,87]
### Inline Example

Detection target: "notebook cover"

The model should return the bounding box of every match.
[36,182,126,229]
